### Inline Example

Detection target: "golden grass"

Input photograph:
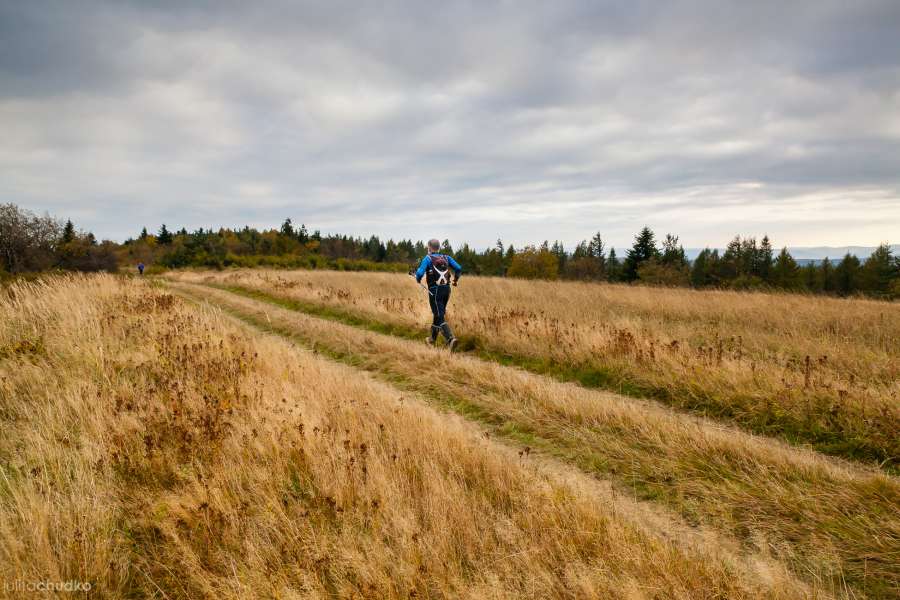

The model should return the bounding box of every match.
[166,279,900,599]
[0,275,823,598]
[166,269,900,467]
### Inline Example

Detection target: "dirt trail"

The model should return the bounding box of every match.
[167,279,900,599]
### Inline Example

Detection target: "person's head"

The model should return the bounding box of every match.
[428,239,441,253]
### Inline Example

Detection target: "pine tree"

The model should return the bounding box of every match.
[802,262,822,292]
[157,224,173,245]
[503,244,516,275]
[607,248,621,282]
[139,227,149,240]
[280,218,295,238]
[551,240,567,273]
[740,237,758,276]
[624,226,659,281]
[860,244,896,295]
[691,248,713,287]
[589,232,605,259]
[821,258,836,293]
[771,248,802,289]
[835,253,861,295]
[589,232,606,275]
[720,236,743,280]
[61,220,76,244]
[661,234,687,267]
[758,235,774,281]
[572,241,589,260]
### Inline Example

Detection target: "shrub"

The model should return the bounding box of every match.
[507,247,559,280]
[637,259,689,286]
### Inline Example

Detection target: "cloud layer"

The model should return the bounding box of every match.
[2,0,899,248]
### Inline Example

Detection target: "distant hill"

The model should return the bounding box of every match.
[684,245,899,261]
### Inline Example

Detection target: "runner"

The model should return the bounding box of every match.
[415,239,462,350]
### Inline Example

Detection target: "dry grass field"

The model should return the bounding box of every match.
[2,273,898,598]
[167,269,900,469]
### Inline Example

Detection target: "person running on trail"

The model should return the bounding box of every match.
[415,239,463,350]
[137,262,145,275]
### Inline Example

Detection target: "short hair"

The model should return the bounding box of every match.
[428,238,441,251]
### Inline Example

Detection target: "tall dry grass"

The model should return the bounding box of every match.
[168,280,900,599]
[0,275,817,598]
[166,269,900,467]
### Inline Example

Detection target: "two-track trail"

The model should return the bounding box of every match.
[165,268,900,470]
[165,279,900,599]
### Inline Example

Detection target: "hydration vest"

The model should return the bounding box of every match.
[425,254,452,286]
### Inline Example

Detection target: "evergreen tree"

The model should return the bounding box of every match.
[757,235,774,281]
[455,243,480,274]
[157,224,173,245]
[771,248,802,289]
[624,226,659,281]
[503,244,516,275]
[719,236,743,280]
[835,253,861,295]
[589,232,606,266]
[139,227,149,240]
[607,248,621,282]
[551,240,567,273]
[691,248,715,287]
[566,237,604,280]
[860,244,896,295]
[61,220,76,244]
[820,258,836,293]
[571,241,589,260]
[740,237,758,276]
[374,237,387,261]
[802,262,822,292]
[661,234,687,268]
[280,218,295,238]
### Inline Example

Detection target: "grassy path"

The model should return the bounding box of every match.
[194,277,899,471]
[168,280,900,599]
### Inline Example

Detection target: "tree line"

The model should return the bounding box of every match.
[0,203,118,275]
[2,203,897,298]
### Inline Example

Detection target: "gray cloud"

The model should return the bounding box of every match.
[1,0,899,249]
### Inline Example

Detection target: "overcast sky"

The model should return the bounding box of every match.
[2,0,899,249]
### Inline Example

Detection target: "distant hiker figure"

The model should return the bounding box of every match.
[137,262,145,275]
[416,239,462,350]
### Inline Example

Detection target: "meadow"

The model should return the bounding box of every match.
[2,272,898,598]
[167,269,900,469]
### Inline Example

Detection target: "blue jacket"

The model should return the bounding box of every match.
[416,253,462,284]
